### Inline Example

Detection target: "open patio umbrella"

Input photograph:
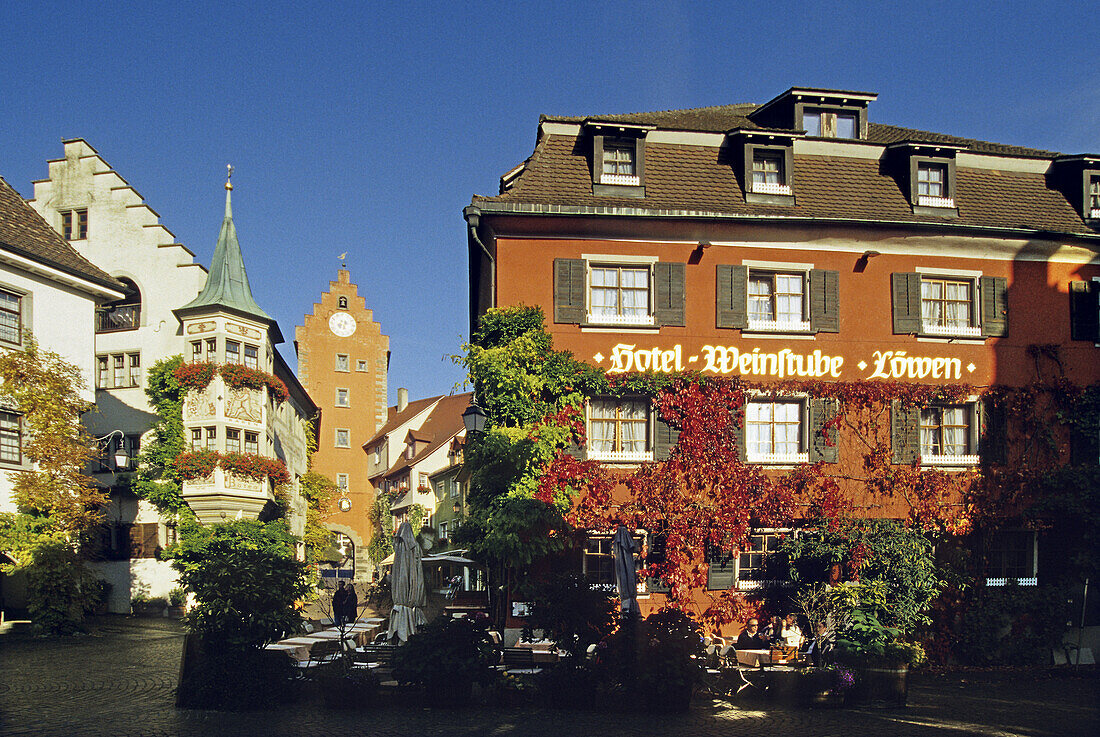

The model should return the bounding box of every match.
[387,521,428,642]
[613,525,639,617]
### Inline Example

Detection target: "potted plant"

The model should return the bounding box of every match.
[394,616,496,706]
[131,593,168,617]
[167,587,187,617]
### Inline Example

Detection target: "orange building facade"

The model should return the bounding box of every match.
[465,87,1100,620]
[296,269,390,580]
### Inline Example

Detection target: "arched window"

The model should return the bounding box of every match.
[338,296,348,309]
[319,532,355,580]
[96,278,141,333]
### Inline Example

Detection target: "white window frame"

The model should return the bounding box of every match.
[916,269,982,338]
[735,529,792,589]
[335,353,350,372]
[336,473,349,492]
[581,531,647,592]
[335,428,350,448]
[601,139,639,186]
[335,387,350,407]
[97,352,142,389]
[745,397,808,464]
[586,262,655,327]
[586,397,653,463]
[803,109,857,139]
[356,359,368,372]
[1090,175,1100,219]
[0,410,23,465]
[919,400,980,467]
[751,150,792,195]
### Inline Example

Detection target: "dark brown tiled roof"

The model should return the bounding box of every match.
[365,395,443,448]
[379,393,472,479]
[476,135,1096,236]
[0,176,121,289]
[542,103,1061,159]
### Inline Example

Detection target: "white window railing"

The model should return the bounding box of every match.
[736,579,794,591]
[922,321,982,338]
[602,174,640,186]
[586,312,655,327]
[747,451,809,465]
[1090,208,1100,219]
[985,577,1037,587]
[747,318,812,333]
[587,449,654,464]
[922,453,980,467]
[917,195,956,209]
[751,182,793,196]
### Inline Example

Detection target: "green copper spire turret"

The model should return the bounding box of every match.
[177,168,272,323]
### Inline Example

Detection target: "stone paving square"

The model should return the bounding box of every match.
[0,616,1097,737]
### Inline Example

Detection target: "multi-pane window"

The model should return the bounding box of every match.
[113,355,126,387]
[450,480,462,499]
[335,354,350,372]
[336,474,349,492]
[919,405,972,459]
[190,428,202,451]
[128,354,141,388]
[589,398,649,460]
[917,164,946,198]
[1090,176,1100,216]
[335,388,350,407]
[0,288,22,345]
[589,266,650,324]
[602,141,636,177]
[98,353,141,388]
[243,344,258,369]
[205,339,217,362]
[751,151,787,192]
[244,431,259,455]
[737,532,786,585]
[356,360,368,372]
[205,427,217,451]
[225,428,241,454]
[335,429,350,448]
[803,109,857,138]
[986,530,1037,583]
[225,340,240,365]
[748,272,807,329]
[745,401,804,462]
[0,411,21,464]
[921,277,972,333]
[191,341,203,362]
[61,209,88,240]
[583,535,616,586]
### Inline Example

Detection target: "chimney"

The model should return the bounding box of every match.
[397,387,408,413]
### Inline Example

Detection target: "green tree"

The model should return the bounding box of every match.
[133,355,188,514]
[168,518,309,647]
[299,471,336,564]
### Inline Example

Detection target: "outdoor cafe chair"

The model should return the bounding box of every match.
[293,639,343,673]
[499,647,541,675]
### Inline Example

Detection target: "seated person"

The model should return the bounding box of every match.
[803,621,833,666]
[763,615,784,645]
[781,613,804,648]
[735,618,769,650]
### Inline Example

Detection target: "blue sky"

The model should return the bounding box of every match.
[1,1,1095,403]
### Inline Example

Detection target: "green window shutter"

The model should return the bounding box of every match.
[706,545,736,590]
[809,269,840,333]
[891,400,920,464]
[808,398,840,463]
[553,258,585,324]
[978,398,1006,465]
[653,416,680,461]
[1069,280,1100,341]
[653,262,686,327]
[647,535,669,592]
[892,272,922,334]
[716,264,748,329]
[732,404,746,462]
[592,135,604,185]
[980,276,1008,337]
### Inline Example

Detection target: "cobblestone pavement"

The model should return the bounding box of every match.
[1,616,1096,737]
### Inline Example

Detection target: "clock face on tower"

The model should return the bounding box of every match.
[328,311,357,337]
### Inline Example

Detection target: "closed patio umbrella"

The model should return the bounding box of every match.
[387,521,428,642]
[613,525,639,617]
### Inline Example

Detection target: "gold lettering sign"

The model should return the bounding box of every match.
[600,343,972,381]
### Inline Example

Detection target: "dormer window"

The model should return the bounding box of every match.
[1090,175,1100,219]
[587,121,652,198]
[916,162,953,208]
[803,109,857,139]
[751,151,788,195]
[890,143,962,215]
[601,140,637,184]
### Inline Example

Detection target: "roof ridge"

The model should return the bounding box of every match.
[544,102,759,121]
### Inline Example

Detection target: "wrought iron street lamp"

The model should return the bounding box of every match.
[461,403,487,435]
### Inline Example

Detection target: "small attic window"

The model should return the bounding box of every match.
[587,122,651,199]
[601,140,638,184]
[804,109,858,139]
[1089,174,1100,219]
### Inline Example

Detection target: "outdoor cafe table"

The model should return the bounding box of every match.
[513,640,561,664]
[263,642,311,662]
[735,649,802,667]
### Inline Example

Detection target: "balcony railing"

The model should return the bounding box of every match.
[602,173,640,186]
[747,451,809,465]
[917,195,956,209]
[922,453,980,467]
[96,304,140,332]
[586,312,655,327]
[586,449,653,463]
[747,317,812,333]
[751,182,793,196]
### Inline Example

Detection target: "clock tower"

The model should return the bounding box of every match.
[295,268,389,581]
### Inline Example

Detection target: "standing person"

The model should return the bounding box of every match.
[332,581,348,626]
[344,583,359,625]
